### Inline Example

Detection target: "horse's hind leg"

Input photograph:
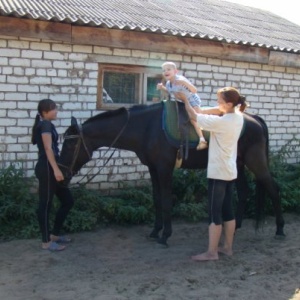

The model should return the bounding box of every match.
[235,165,249,230]
[245,147,285,238]
[257,175,285,237]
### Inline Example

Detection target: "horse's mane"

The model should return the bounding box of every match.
[83,103,162,125]
[129,102,162,112]
[83,107,128,125]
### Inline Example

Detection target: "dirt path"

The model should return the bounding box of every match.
[0,214,300,300]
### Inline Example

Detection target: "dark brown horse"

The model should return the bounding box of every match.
[58,101,285,246]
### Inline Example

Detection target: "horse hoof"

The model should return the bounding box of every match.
[147,235,159,242]
[156,242,169,249]
[274,234,286,240]
[156,237,169,248]
[149,231,160,239]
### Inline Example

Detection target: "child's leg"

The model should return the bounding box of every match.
[191,106,205,138]
[191,119,204,138]
[191,119,207,150]
[191,105,208,150]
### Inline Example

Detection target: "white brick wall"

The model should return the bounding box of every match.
[0,36,300,191]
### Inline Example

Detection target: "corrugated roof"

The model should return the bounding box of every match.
[1,0,300,52]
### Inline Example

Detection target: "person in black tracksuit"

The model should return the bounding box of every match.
[32,99,74,251]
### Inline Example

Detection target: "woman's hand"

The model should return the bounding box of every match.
[174,92,197,122]
[54,168,64,182]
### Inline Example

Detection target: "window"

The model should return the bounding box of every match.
[97,64,164,109]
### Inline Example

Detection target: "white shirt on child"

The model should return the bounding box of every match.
[166,75,201,107]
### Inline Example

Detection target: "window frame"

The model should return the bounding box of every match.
[97,63,163,110]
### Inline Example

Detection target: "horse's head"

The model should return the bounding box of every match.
[58,117,92,185]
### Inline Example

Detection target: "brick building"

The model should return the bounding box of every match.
[0,0,300,191]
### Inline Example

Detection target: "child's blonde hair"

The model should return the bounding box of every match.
[161,61,177,70]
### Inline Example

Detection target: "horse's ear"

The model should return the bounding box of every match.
[71,116,82,134]
[71,116,78,126]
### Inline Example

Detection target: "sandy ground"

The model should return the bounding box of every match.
[0,213,300,300]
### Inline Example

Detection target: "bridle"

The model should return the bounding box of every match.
[58,123,92,180]
[58,109,130,186]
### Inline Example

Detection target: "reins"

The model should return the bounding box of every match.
[60,109,130,187]
[65,124,92,174]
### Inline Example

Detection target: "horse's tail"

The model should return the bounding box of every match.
[250,114,270,230]
[252,114,269,164]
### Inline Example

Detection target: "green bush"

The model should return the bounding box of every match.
[98,185,154,224]
[60,186,101,232]
[0,166,156,240]
[65,184,154,228]
[1,137,300,241]
[268,138,300,213]
[171,169,208,221]
[238,137,300,217]
[172,137,300,219]
[0,164,39,240]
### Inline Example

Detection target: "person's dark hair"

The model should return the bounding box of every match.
[31,99,57,145]
[217,87,248,112]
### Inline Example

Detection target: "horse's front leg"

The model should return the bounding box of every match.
[147,165,174,247]
[156,170,174,247]
[148,167,163,240]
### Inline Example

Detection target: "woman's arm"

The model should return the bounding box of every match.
[174,92,198,121]
[42,134,64,181]
[202,107,222,115]
[175,91,224,131]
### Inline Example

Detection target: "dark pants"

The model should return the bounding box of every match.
[207,179,235,225]
[35,158,74,243]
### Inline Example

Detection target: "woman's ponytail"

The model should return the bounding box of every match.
[31,114,40,145]
[238,95,249,112]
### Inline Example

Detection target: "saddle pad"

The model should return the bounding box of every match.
[162,100,207,148]
[162,100,246,148]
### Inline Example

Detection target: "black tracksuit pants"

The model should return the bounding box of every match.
[35,157,74,243]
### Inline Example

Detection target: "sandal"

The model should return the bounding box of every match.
[50,235,72,243]
[42,241,66,252]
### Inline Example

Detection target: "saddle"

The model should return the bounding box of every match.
[162,100,209,161]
